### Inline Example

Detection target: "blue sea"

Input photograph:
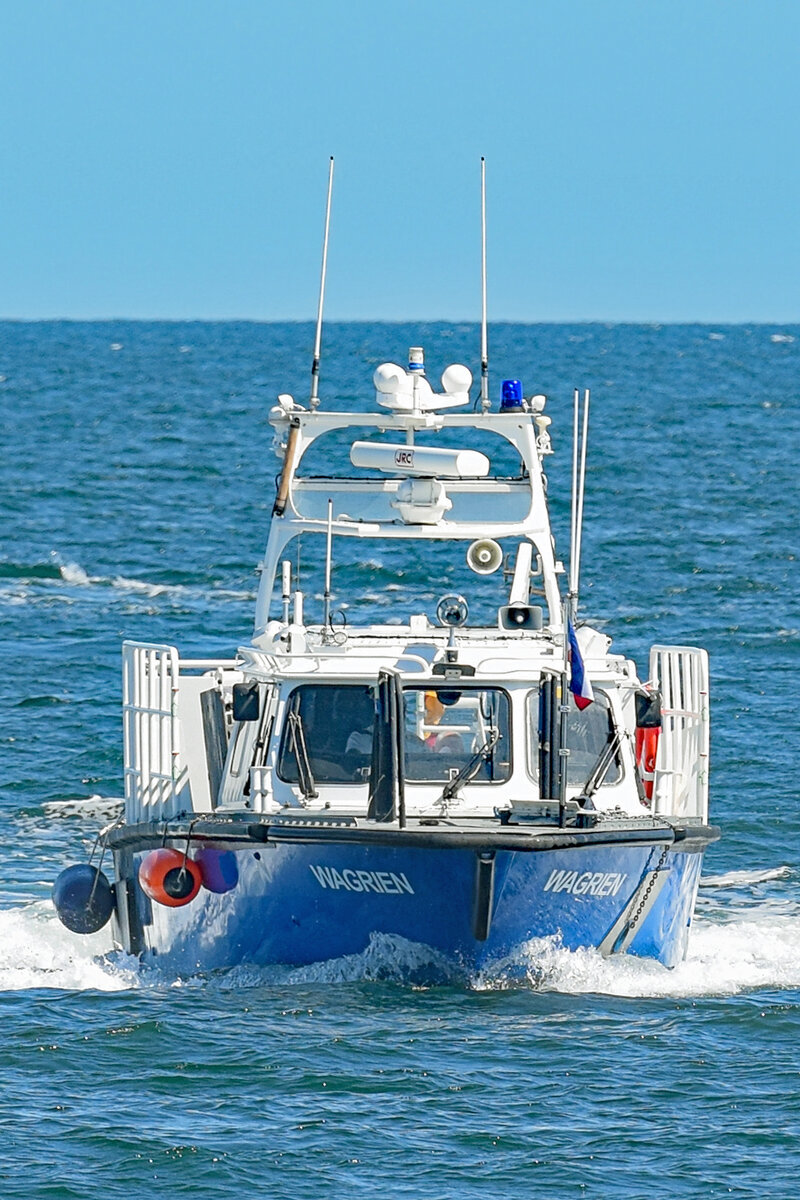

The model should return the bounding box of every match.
[1,321,798,1198]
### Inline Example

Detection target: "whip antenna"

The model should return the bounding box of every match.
[480,157,490,410]
[569,388,591,617]
[310,156,334,409]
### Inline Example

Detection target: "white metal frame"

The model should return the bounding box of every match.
[649,645,710,821]
[122,641,187,823]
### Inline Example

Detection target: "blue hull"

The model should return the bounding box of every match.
[119,834,704,976]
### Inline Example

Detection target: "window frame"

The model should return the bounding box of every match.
[401,684,513,786]
[525,685,624,789]
[276,682,376,786]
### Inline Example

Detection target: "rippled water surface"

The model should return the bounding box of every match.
[1,321,799,1198]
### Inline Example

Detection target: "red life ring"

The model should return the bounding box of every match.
[138,848,202,907]
[635,725,660,801]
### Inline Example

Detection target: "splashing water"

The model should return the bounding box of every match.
[0,903,135,992]
[5,866,799,998]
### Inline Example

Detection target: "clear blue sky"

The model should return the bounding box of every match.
[2,1,799,322]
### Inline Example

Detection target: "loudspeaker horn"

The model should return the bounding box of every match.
[466,538,503,575]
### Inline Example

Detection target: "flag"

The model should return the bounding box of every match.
[567,619,594,710]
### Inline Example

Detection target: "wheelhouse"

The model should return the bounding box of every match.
[216,674,633,821]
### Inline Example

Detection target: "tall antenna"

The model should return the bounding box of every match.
[569,388,591,617]
[480,157,489,409]
[310,156,334,410]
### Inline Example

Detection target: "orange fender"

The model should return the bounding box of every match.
[138,848,202,907]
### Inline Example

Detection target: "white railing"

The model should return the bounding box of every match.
[649,645,710,822]
[122,641,189,822]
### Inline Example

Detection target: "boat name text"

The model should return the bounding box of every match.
[309,865,415,895]
[543,869,627,897]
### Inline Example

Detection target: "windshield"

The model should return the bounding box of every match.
[277,682,513,788]
[402,686,511,784]
[277,684,375,784]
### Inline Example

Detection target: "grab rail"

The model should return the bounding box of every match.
[649,645,710,822]
[122,641,187,823]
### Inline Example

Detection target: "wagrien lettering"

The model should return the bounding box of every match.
[309,865,415,895]
[543,869,627,897]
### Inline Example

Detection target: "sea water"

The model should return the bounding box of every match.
[0,321,798,1198]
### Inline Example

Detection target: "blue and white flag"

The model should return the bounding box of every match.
[567,619,594,710]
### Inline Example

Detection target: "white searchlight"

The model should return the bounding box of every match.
[349,442,490,478]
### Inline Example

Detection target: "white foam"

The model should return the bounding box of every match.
[0,903,138,992]
[58,561,239,603]
[7,873,800,998]
[59,562,91,585]
[43,795,124,821]
[473,897,800,998]
[111,575,178,598]
[701,866,792,888]
[58,562,187,599]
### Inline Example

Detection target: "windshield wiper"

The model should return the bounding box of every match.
[440,733,500,802]
[578,728,622,803]
[287,707,319,800]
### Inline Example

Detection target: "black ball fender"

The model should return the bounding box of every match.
[52,864,115,934]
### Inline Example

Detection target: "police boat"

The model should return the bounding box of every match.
[53,166,718,975]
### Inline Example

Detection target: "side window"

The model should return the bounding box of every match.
[527,689,621,786]
[277,685,374,784]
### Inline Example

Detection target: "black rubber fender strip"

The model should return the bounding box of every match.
[108,819,719,857]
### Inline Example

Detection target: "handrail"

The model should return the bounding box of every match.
[178,659,239,671]
[649,645,709,822]
[122,641,187,823]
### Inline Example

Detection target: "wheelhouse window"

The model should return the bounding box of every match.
[528,689,622,787]
[402,686,511,784]
[277,684,374,784]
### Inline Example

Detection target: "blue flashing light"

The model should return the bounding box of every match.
[501,379,524,410]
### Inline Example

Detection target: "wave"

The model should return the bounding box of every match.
[5,865,800,997]
[41,795,124,821]
[465,906,800,998]
[59,562,184,598]
[700,866,792,888]
[0,560,62,580]
[0,902,135,993]
[0,556,182,597]
[286,933,457,986]
[0,555,255,609]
